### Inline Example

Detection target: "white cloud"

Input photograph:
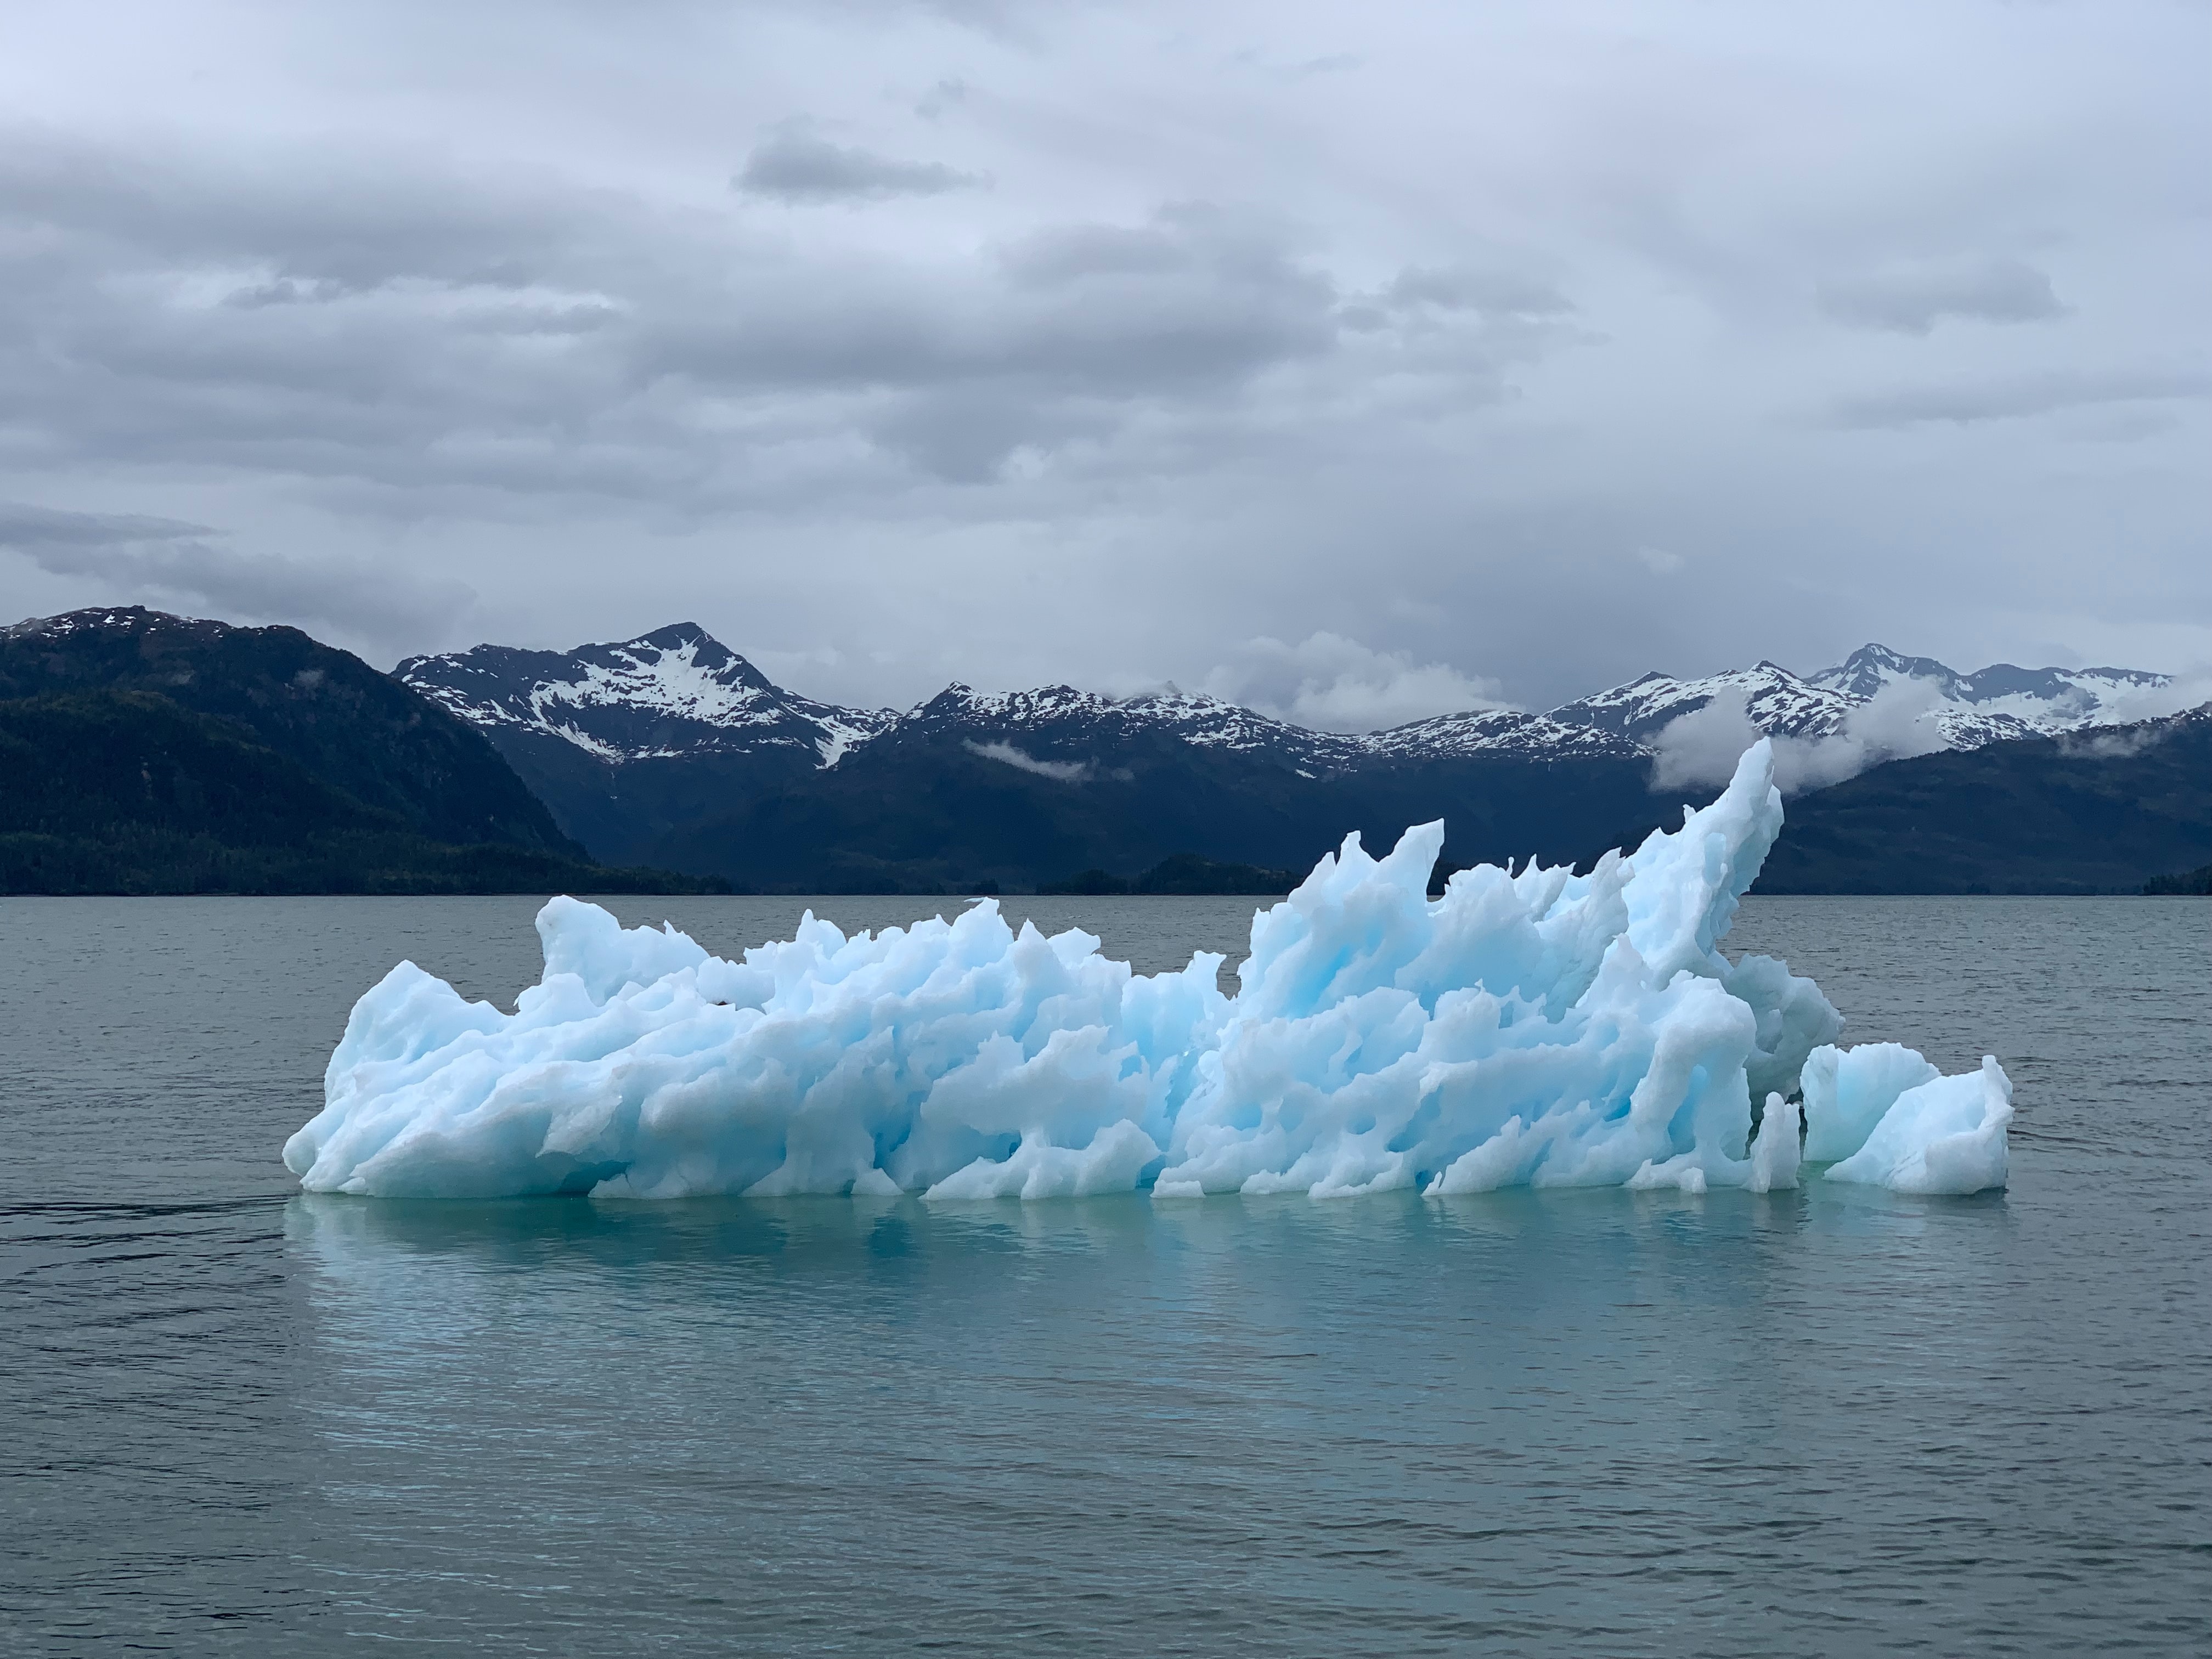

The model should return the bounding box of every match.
[2091,666,2212,727]
[1650,679,1948,795]
[1199,631,1505,732]
[2056,726,2165,759]
[963,738,1092,781]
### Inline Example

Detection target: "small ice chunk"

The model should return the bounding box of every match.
[1746,1093,1801,1193]
[1824,1057,2012,1196]
[1800,1041,1942,1163]
[1627,1153,1709,1194]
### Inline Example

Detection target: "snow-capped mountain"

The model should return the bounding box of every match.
[1371,646,2172,759]
[398,628,1380,777]
[1548,662,1861,743]
[397,623,891,768]
[1359,707,1644,761]
[376,620,2192,889]
[899,683,1371,773]
[1805,644,2170,748]
[398,623,2173,778]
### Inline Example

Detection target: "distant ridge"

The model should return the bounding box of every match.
[393,622,2180,889]
[1,607,2188,894]
[0,608,723,895]
[400,625,2170,775]
[399,623,890,768]
[1762,704,2212,894]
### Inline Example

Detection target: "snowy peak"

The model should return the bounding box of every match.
[1799,643,2172,749]
[909,683,1108,725]
[898,680,1366,769]
[1548,659,1858,744]
[575,623,778,699]
[1386,644,2176,766]
[1362,707,1643,760]
[5,603,175,641]
[1809,642,2166,710]
[1807,643,1966,702]
[396,620,2174,782]
[1520,644,2175,760]
[397,626,893,766]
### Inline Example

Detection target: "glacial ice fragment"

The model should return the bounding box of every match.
[1800,1041,1941,1163]
[282,741,2012,1202]
[1822,1057,2012,1196]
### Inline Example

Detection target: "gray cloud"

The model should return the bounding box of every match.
[0,137,1418,495]
[0,500,473,650]
[1818,257,2066,334]
[13,120,1577,532]
[0,502,217,548]
[1384,265,1572,318]
[0,1,2202,709]
[1826,369,2212,430]
[736,127,985,202]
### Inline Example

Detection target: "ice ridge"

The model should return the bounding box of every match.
[283,742,2010,1201]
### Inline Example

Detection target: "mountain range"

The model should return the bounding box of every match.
[403,627,2169,775]
[1763,702,2212,894]
[4,604,2200,896]
[395,624,2181,887]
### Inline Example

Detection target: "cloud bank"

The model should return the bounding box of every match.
[0,501,471,649]
[1200,633,1506,732]
[0,1,2201,704]
[1817,257,2066,335]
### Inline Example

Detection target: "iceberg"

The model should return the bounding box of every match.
[283,742,2011,1202]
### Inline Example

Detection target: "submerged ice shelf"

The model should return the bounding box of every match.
[284,743,2012,1201]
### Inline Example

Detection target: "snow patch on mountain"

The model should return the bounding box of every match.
[1635,646,2176,788]
[1361,707,1644,761]
[907,682,1369,770]
[1807,644,2171,748]
[396,622,2173,788]
[1651,680,1949,793]
[397,624,894,767]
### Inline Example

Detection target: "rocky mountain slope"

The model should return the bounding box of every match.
[0,608,716,894]
[399,623,890,767]
[1761,704,2212,894]
[8,606,577,851]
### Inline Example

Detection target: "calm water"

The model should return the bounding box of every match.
[3,894,2207,1656]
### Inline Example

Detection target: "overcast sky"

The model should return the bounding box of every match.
[0,0,2204,723]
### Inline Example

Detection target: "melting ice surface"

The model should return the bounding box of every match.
[284,743,2012,1201]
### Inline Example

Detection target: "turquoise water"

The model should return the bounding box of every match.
[4,895,2208,1655]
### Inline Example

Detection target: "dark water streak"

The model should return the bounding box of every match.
[2,894,2207,1656]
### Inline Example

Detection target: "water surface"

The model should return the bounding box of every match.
[3,895,2207,1655]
